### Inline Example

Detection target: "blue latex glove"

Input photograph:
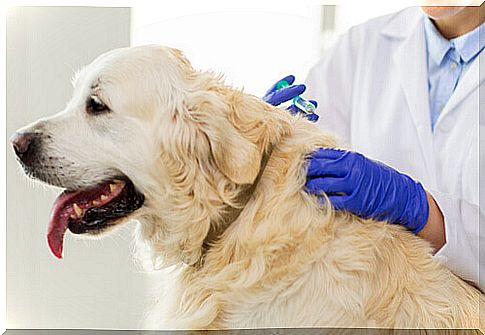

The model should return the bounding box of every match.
[263,75,319,122]
[305,148,429,234]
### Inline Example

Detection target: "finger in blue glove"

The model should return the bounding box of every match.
[263,75,306,106]
[305,148,429,234]
[264,85,306,106]
[264,75,295,96]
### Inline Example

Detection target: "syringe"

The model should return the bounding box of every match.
[276,80,317,115]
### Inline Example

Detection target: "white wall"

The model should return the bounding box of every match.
[132,4,322,98]
[6,7,154,329]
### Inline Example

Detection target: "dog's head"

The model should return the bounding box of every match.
[11,45,291,264]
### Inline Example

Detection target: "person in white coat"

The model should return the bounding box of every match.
[263,5,484,291]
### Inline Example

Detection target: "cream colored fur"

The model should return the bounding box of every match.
[17,45,482,330]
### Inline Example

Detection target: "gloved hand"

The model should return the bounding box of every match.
[305,148,429,234]
[263,75,319,122]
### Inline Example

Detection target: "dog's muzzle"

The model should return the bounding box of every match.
[11,131,41,167]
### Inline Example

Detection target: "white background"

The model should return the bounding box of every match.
[132,5,323,97]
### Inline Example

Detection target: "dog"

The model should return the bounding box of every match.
[11,45,482,329]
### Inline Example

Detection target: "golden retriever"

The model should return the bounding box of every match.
[11,45,483,329]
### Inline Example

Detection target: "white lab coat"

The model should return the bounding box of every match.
[305,7,483,290]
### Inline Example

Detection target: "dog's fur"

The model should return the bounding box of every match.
[16,45,482,329]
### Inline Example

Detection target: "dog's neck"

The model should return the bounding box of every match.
[140,101,335,270]
[197,145,274,267]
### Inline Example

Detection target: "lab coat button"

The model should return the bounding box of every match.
[451,62,457,69]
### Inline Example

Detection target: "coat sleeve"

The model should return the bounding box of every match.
[430,190,484,291]
[303,28,358,147]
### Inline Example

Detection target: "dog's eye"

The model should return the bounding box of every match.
[86,95,110,115]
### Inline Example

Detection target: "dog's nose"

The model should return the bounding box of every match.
[10,132,38,164]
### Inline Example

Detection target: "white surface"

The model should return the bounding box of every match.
[6,7,154,329]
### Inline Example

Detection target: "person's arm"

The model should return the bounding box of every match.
[417,192,445,252]
[306,148,483,291]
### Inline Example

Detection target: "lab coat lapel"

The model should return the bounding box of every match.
[392,15,435,177]
[439,53,484,120]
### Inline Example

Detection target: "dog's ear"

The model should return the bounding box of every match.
[188,91,263,185]
[204,116,262,185]
[167,49,290,185]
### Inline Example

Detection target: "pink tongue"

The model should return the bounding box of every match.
[48,191,82,259]
[47,180,126,259]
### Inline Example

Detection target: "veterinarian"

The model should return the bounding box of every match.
[264,5,484,291]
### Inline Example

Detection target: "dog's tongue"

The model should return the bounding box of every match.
[48,190,81,259]
[47,180,126,259]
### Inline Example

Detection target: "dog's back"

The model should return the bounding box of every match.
[146,114,482,329]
